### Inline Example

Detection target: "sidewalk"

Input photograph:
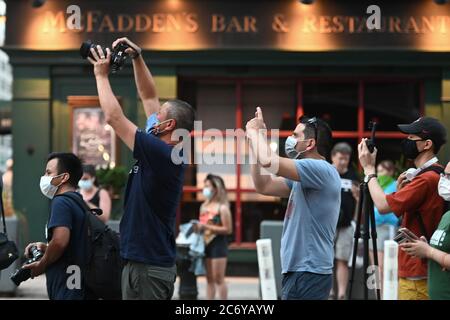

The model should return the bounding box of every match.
[0,275,260,300]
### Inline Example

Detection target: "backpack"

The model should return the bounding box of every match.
[58,193,123,300]
[413,165,450,240]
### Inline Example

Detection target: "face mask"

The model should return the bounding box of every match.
[285,136,309,159]
[377,175,395,189]
[145,113,159,134]
[40,174,64,199]
[145,112,173,136]
[401,139,422,160]
[78,179,93,190]
[438,175,450,201]
[202,187,213,199]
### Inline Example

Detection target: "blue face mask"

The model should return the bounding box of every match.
[145,113,159,134]
[145,112,173,136]
[78,179,93,190]
[202,187,213,199]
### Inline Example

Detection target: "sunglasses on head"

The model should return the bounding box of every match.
[299,116,318,139]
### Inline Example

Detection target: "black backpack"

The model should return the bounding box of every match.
[58,193,122,300]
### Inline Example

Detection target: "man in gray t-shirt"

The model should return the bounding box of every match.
[283,159,341,275]
[246,108,340,300]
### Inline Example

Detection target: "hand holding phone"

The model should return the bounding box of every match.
[366,122,377,153]
[394,228,419,244]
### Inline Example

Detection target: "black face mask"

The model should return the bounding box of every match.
[401,139,423,160]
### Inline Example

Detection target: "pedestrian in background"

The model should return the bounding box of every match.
[79,164,112,223]
[194,174,232,300]
[369,160,399,296]
[330,142,359,300]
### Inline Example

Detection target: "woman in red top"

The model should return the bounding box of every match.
[194,174,233,300]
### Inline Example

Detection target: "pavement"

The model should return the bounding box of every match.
[0,275,260,300]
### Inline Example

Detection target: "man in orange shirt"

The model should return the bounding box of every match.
[358,117,447,300]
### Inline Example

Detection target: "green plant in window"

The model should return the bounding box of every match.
[96,166,128,197]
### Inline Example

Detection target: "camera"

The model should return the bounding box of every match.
[80,40,130,73]
[10,245,44,286]
[366,121,377,153]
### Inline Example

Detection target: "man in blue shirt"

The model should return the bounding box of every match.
[24,153,88,300]
[88,38,195,300]
[247,108,341,300]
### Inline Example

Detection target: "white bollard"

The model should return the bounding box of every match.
[256,239,277,300]
[383,240,399,300]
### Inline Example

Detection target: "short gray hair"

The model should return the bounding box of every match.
[331,142,352,156]
[166,99,196,132]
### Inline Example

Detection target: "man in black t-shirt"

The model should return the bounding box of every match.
[88,38,195,300]
[330,142,359,300]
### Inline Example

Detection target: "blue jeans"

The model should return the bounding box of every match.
[281,271,332,300]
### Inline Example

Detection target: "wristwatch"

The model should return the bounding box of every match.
[364,173,377,183]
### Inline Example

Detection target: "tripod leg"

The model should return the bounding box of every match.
[362,183,371,301]
[348,183,364,300]
[368,196,381,300]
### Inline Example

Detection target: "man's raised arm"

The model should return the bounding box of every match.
[250,142,291,198]
[112,38,160,117]
[246,107,299,182]
[89,46,137,151]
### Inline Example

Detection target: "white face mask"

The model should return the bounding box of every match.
[40,174,64,199]
[438,175,450,201]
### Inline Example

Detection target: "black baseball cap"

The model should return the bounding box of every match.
[398,117,447,151]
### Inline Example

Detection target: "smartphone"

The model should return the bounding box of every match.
[393,228,419,243]
[366,121,377,153]
[399,228,419,241]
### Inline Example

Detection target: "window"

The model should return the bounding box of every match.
[178,77,423,246]
[303,82,358,131]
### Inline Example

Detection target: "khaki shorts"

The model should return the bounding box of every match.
[334,225,354,262]
[398,278,429,300]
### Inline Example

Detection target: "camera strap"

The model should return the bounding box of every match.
[413,164,445,240]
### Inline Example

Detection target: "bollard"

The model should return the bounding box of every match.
[256,239,277,300]
[383,240,398,300]
[176,244,198,300]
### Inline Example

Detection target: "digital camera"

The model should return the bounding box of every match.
[10,245,44,286]
[80,40,130,73]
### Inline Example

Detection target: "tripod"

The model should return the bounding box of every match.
[348,181,381,300]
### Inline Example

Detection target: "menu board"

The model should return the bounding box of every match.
[69,97,117,168]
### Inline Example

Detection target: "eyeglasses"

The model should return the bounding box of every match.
[299,116,318,140]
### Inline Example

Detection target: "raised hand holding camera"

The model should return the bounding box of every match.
[81,40,130,74]
[358,122,378,175]
[112,37,142,59]
[86,46,112,78]
[358,138,378,175]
